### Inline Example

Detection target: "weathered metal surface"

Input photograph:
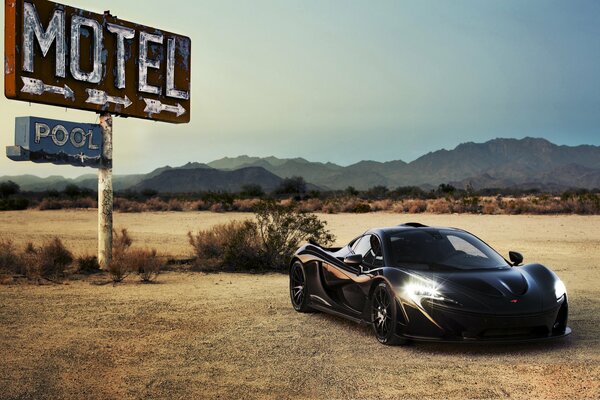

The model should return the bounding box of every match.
[98,113,112,269]
[6,115,105,167]
[5,0,191,124]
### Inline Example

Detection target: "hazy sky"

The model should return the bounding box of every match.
[1,0,599,178]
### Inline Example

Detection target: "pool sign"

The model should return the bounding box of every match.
[4,0,192,123]
[7,116,104,168]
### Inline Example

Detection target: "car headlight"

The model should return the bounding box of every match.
[555,280,566,301]
[404,282,445,302]
[403,280,459,306]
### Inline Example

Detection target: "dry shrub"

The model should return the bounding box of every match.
[297,198,323,212]
[28,238,73,279]
[130,249,162,282]
[481,200,498,215]
[332,198,364,213]
[190,200,209,211]
[188,220,264,271]
[38,198,96,210]
[403,199,427,213]
[77,255,100,274]
[209,203,225,213]
[69,197,97,209]
[0,238,24,275]
[114,198,144,213]
[144,197,168,212]
[110,229,133,282]
[370,200,394,212]
[254,201,335,269]
[167,199,184,212]
[321,200,341,214]
[427,198,452,214]
[233,198,261,212]
[38,198,64,210]
[278,199,294,208]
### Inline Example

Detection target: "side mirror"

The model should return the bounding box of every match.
[344,254,363,268]
[509,251,523,266]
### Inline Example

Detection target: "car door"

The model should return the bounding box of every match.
[321,234,382,313]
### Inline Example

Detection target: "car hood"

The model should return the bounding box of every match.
[407,267,548,315]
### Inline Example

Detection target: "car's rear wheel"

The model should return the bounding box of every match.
[371,282,406,345]
[290,261,312,312]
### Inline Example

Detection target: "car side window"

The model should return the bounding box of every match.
[352,235,384,267]
[352,235,371,257]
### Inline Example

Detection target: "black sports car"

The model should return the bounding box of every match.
[289,223,571,345]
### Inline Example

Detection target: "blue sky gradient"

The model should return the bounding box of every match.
[1,0,599,177]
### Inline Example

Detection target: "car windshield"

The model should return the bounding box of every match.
[386,229,510,271]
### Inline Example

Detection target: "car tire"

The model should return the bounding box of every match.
[290,261,313,313]
[371,281,406,345]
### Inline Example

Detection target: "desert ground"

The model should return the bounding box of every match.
[0,210,599,399]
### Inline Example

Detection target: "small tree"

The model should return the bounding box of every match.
[63,184,82,198]
[0,181,19,198]
[274,176,307,198]
[240,184,264,198]
[254,200,335,269]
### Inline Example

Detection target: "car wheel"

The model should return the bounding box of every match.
[371,282,406,345]
[290,261,312,313]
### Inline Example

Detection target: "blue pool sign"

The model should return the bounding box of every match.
[6,116,105,168]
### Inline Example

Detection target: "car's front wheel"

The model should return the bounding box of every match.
[371,282,406,345]
[290,261,312,312]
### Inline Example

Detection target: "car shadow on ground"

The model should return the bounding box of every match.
[307,308,588,356]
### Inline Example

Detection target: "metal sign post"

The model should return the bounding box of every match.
[5,0,192,269]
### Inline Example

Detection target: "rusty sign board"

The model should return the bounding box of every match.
[4,0,191,123]
[6,116,105,167]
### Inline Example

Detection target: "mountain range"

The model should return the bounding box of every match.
[2,137,600,192]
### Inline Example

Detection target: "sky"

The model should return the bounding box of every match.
[1,0,599,178]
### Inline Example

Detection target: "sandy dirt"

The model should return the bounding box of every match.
[0,211,599,399]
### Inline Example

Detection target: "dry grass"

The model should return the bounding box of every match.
[0,211,599,399]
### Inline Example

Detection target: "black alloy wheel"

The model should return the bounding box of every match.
[290,261,311,312]
[371,282,404,345]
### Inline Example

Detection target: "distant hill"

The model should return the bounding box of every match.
[132,166,284,193]
[3,137,600,192]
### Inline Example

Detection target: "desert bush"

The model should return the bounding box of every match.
[0,238,24,274]
[321,199,341,214]
[427,198,452,214]
[114,198,144,213]
[369,199,394,212]
[188,220,264,271]
[209,203,225,213]
[297,198,323,212]
[233,198,261,212]
[144,197,169,212]
[254,200,335,269]
[38,198,64,210]
[110,229,133,282]
[189,201,335,271]
[27,238,74,279]
[77,255,101,274]
[352,202,371,213]
[402,199,427,213]
[191,200,209,211]
[132,249,162,282]
[167,198,184,212]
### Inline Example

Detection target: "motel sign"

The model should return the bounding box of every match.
[5,0,192,123]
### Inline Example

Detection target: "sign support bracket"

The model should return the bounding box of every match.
[98,113,113,269]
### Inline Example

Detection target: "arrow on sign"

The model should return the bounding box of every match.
[85,89,132,108]
[21,77,74,100]
[143,98,186,117]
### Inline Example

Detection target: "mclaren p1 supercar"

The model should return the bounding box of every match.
[289,223,571,345]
